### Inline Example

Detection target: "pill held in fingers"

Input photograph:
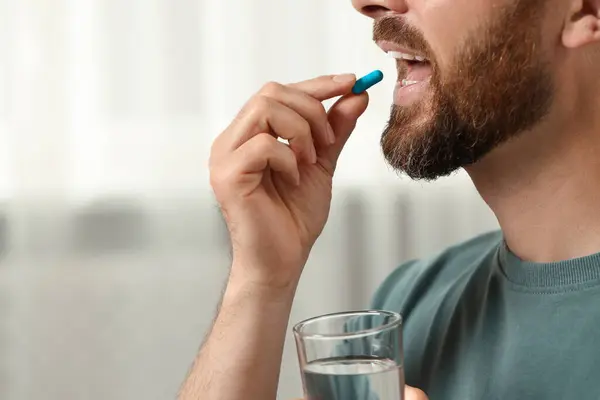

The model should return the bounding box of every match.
[351,70,384,94]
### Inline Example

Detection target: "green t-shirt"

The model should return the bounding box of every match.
[373,230,600,399]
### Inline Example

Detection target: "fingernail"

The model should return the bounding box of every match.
[311,146,318,164]
[327,124,336,144]
[333,73,356,83]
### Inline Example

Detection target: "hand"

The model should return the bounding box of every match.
[404,385,429,400]
[209,74,368,288]
[292,384,429,400]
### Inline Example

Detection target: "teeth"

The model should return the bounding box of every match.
[388,51,426,62]
[402,79,419,87]
[387,51,413,60]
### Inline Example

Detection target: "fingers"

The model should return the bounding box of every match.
[321,91,370,170]
[260,82,335,148]
[288,73,356,101]
[229,95,317,164]
[210,73,368,190]
[213,74,359,163]
[405,385,429,400]
[210,134,300,199]
[235,134,300,185]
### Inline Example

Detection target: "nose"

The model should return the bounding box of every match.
[351,0,408,19]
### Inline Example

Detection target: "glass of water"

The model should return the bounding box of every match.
[293,310,404,400]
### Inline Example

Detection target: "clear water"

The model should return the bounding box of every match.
[302,356,404,400]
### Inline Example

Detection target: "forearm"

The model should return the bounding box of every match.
[178,272,297,400]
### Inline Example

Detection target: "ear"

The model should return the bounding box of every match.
[562,0,600,48]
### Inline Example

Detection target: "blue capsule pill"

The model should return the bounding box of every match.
[351,70,384,94]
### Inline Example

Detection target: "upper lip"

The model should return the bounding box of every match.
[376,40,428,61]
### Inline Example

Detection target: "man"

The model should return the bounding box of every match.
[179,0,600,398]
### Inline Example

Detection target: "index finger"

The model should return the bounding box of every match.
[288,73,357,101]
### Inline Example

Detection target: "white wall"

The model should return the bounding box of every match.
[3,0,435,202]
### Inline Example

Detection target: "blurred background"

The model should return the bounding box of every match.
[0,0,499,398]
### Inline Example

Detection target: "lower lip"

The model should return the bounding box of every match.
[394,80,430,106]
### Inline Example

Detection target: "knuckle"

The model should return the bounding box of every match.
[209,156,236,191]
[298,118,312,138]
[307,95,327,116]
[260,81,284,96]
[209,164,238,201]
[252,133,277,153]
[249,94,273,116]
[209,165,226,191]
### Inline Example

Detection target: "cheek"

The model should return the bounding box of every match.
[413,0,505,67]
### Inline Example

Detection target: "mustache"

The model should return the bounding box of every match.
[372,16,430,56]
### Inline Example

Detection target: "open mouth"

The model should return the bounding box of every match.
[376,41,433,105]
[386,50,432,87]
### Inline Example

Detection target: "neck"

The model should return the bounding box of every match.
[468,114,600,263]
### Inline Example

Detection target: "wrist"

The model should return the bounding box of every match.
[227,261,300,303]
[229,258,303,291]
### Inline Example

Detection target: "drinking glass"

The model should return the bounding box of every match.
[293,310,404,400]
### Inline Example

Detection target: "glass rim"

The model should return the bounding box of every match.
[292,309,402,341]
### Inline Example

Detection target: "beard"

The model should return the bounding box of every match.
[374,0,554,180]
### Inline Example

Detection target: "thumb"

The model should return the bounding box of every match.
[323,91,369,171]
[405,385,429,400]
